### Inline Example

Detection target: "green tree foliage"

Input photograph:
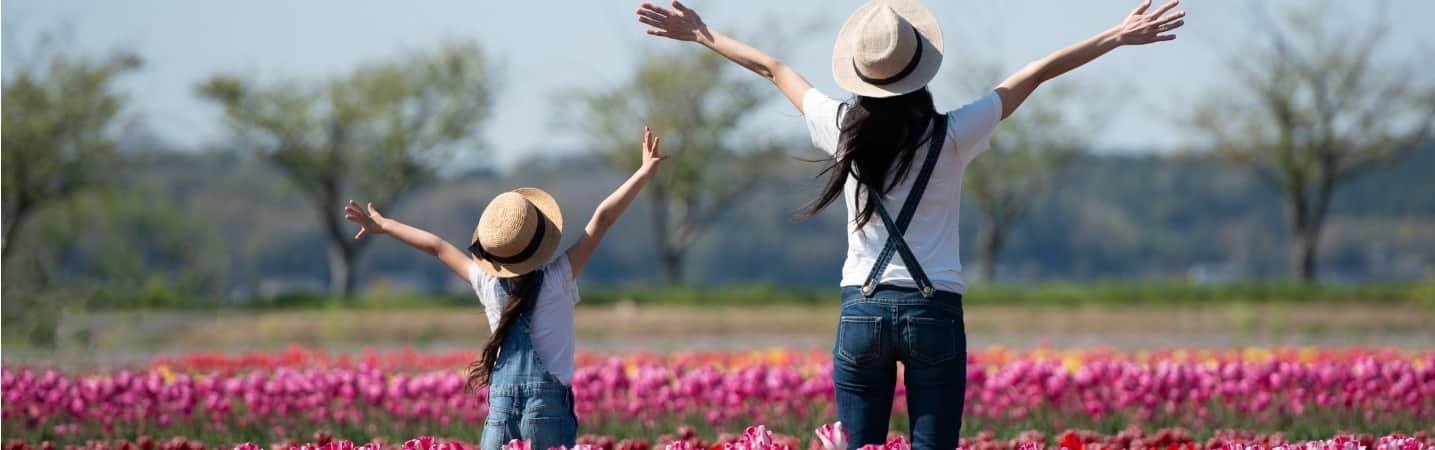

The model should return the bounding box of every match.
[567,51,785,284]
[2,46,140,259]
[1190,3,1435,282]
[197,42,495,297]
[967,85,1088,282]
[1,187,228,348]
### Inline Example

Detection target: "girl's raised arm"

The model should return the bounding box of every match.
[565,127,667,278]
[344,200,473,282]
[637,1,813,112]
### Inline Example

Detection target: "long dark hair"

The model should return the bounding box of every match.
[799,88,939,228]
[466,270,543,390]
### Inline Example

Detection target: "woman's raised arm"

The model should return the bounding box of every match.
[995,0,1185,119]
[637,1,814,112]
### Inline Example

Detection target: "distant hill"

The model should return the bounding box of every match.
[4,143,1432,302]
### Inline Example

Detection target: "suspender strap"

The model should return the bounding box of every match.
[861,118,948,298]
[499,270,546,308]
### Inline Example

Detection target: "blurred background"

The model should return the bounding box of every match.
[3,0,1433,366]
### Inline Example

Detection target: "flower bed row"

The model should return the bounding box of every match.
[4,348,1433,443]
[147,347,1430,374]
[4,424,1435,450]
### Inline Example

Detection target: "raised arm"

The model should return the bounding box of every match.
[996,0,1185,119]
[344,200,472,282]
[565,127,668,278]
[637,1,813,112]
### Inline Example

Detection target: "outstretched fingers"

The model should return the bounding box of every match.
[1131,0,1152,15]
[1148,0,1180,20]
[1154,10,1186,26]
[642,126,667,161]
[637,9,668,23]
[638,3,674,19]
[671,0,695,15]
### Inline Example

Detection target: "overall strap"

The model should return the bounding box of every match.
[492,269,562,386]
[499,269,546,324]
[861,118,948,298]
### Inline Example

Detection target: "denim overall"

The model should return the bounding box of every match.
[832,118,967,450]
[480,271,578,450]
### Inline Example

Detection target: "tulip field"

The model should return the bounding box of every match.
[4,346,1434,449]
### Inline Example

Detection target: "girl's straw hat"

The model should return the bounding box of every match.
[832,0,944,98]
[470,188,563,278]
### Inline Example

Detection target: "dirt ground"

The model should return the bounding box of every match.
[4,302,1432,369]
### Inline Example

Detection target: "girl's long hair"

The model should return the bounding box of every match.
[466,270,543,390]
[799,88,939,228]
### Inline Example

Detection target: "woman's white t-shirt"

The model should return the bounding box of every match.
[468,255,580,385]
[802,88,1003,294]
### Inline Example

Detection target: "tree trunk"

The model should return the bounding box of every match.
[660,245,685,286]
[1283,172,1335,283]
[2,215,21,261]
[328,241,357,298]
[1292,176,1334,283]
[2,201,31,261]
[976,218,1005,283]
[316,185,361,299]
[1291,227,1319,282]
[1283,187,1314,282]
[648,183,684,284]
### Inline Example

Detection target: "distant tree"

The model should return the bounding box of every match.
[568,51,784,284]
[966,85,1087,281]
[1190,3,1435,281]
[198,42,495,297]
[2,45,140,259]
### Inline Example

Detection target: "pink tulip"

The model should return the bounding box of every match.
[816,422,847,450]
[502,439,532,450]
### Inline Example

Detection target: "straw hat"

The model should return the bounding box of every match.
[832,0,944,98]
[469,188,563,278]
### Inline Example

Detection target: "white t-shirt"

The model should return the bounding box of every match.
[802,88,1003,294]
[467,255,580,385]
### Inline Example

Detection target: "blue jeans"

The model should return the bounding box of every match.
[480,315,578,450]
[832,285,967,450]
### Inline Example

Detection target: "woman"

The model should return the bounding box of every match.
[635,0,1185,448]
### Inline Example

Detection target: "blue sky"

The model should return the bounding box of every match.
[5,0,1433,167]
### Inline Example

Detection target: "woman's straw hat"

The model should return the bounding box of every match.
[469,188,563,278]
[832,0,944,98]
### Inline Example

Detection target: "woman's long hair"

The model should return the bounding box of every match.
[466,270,543,390]
[800,88,939,228]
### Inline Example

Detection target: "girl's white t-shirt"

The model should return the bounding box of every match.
[468,255,580,385]
[802,88,1003,294]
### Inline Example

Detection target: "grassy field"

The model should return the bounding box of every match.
[6,301,1432,369]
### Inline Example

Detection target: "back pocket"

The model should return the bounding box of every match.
[836,316,884,366]
[906,317,958,366]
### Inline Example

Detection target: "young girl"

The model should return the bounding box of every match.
[637,0,1184,448]
[343,128,667,450]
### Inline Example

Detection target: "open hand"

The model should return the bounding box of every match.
[639,126,668,173]
[636,1,711,43]
[343,200,387,240]
[1115,0,1185,45]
